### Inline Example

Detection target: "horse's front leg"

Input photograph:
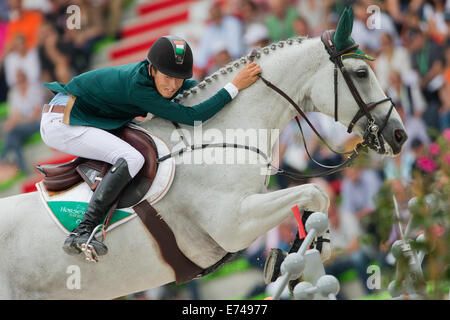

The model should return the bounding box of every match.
[214,183,330,253]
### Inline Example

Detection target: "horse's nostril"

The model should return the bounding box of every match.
[394,129,406,144]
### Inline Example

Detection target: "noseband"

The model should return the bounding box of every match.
[257,31,396,180]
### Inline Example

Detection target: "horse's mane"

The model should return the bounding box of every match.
[172,36,309,104]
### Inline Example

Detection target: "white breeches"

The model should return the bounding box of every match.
[40,111,145,178]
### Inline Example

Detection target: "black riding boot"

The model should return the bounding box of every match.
[264,210,315,285]
[63,158,133,256]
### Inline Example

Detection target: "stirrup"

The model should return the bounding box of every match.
[81,224,104,263]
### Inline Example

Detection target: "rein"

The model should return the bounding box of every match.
[258,75,365,180]
[158,31,396,180]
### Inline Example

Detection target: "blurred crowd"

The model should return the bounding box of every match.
[188,0,450,300]
[0,0,123,180]
[0,0,449,299]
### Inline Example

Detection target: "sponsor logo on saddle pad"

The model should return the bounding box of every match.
[47,201,133,233]
[35,181,136,235]
[35,129,176,235]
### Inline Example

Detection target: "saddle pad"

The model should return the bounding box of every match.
[36,131,176,235]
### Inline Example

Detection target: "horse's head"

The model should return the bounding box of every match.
[307,7,407,156]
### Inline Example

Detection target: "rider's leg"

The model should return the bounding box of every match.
[63,158,134,255]
[40,112,145,255]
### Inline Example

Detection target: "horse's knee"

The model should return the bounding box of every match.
[303,184,330,213]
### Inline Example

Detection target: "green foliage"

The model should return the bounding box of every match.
[0,102,8,118]
[373,129,450,299]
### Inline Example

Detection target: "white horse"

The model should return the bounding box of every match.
[0,23,407,299]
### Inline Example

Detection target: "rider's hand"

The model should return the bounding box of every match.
[232,62,262,91]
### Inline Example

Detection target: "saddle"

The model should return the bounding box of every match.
[36,124,235,284]
[36,125,159,209]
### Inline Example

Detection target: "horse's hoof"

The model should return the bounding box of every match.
[263,248,287,284]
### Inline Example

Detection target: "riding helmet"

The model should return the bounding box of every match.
[147,35,193,79]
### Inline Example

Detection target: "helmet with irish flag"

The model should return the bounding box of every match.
[147,35,193,79]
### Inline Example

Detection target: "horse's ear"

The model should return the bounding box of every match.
[334,7,355,51]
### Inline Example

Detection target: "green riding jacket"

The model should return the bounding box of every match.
[43,59,232,130]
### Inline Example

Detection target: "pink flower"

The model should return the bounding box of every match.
[443,129,450,142]
[429,143,440,156]
[417,157,437,173]
[445,153,450,165]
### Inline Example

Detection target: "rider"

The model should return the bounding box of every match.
[40,35,262,257]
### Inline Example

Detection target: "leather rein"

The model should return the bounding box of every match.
[159,31,396,180]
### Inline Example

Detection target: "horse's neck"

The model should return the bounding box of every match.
[168,37,325,141]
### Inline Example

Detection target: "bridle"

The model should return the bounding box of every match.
[321,30,394,154]
[256,31,396,180]
[158,31,396,181]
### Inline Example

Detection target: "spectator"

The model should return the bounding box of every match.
[238,0,265,26]
[43,0,71,35]
[383,148,416,184]
[408,27,444,94]
[0,69,43,175]
[207,40,232,74]
[422,0,448,45]
[4,33,41,88]
[407,27,445,129]
[104,0,125,38]
[351,0,400,54]
[292,15,310,37]
[295,0,328,36]
[22,0,51,12]
[194,0,244,80]
[1,0,43,61]
[265,0,299,42]
[386,70,426,119]
[0,0,9,55]
[0,0,10,103]
[396,104,431,154]
[61,0,105,74]
[244,23,270,52]
[444,11,450,43]
[375,32,412,92]
[341,165,383,222]
[37,19,72,84]
[439,45,450,129]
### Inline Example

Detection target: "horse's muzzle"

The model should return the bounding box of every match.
[389,127,408,155]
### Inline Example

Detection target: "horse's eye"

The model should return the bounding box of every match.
[356,69,368,78]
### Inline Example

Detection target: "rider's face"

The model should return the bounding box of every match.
[150,66,184,98]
